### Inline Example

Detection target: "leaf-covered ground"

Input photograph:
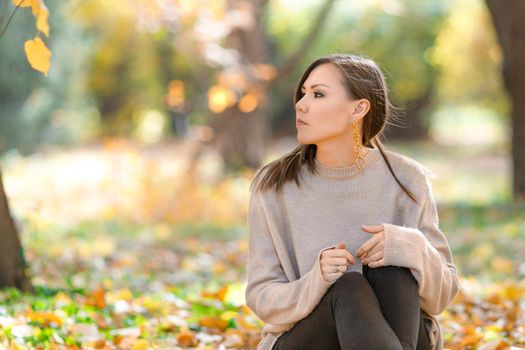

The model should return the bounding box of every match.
[1,139,524,349]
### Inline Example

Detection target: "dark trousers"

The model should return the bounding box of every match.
[272,265,432,350]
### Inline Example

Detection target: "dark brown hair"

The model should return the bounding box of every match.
[251,53,417,203]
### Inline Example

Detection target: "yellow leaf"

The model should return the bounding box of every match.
[30,0,41,16]
[85,286,107,308]
[115,288,134,301]
[456,330,483,348]
[54,291,72,306]
[12,0,47,36]
[82,339,106,349]
[220,310,238,321]
[24,37,51,76]
[212,261,227,274]
[36,1,49,37]
[198,316,229,330]
[11,0,41,15]
[132,339,148,350]
[201,285,229,301]
[499,283,524,301]
[9,341,22,350]
[11,0,32,8]
[24,311,63,326]
[236,315,260,331]
[141,298,168,316]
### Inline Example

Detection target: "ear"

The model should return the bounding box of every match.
[350,99,371,119]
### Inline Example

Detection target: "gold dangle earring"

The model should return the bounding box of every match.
[352,121,365,170]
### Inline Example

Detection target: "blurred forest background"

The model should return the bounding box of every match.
[0,0,524,349]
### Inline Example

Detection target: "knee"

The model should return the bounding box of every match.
[329,272,369,298]
[332,272,367,289]
[371,265,418,287]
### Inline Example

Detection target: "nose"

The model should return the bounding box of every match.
[295,99,307,113]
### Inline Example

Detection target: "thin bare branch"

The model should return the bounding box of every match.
[0,0,24,38]
[268,0,337,88]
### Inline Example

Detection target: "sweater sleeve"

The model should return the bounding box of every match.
[244,190,336,326]
[382,175,460,315]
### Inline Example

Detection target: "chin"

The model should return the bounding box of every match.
[297,134,319,145]
[296,136,308,145]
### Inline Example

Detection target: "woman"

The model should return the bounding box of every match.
[244,53,459,350]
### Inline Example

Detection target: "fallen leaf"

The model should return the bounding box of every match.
[24,311,62,327]
[176,329,197,347]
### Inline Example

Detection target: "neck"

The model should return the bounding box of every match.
[315,145,372,168]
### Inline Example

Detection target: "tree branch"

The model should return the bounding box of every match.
[268,0,337,89]
[0,0,23,38]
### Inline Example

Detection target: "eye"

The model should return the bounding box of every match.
[314,92,323,98]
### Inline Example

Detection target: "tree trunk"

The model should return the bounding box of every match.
[211,0,337,171]
[209,0,270,171]
[0,166,33,292]
[485,0,525,202]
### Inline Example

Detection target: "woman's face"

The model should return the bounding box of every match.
[295,63,363,146]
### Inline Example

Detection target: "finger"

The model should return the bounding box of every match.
[323,257,348,266]
[363,241,384,258]
[361,225,384,233]
[326,249,350,259]
[360,232,385,258]
[335,241,346,250]
[368,258,385,268]
[323,266,344,275]
[345,251,356,265]
[324,249,345,259]
[362,251,383,265]
[357,235,381,258]
[356,240,373,258]
[329,249,356,265]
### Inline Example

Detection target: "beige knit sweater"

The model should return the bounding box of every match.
[244,147,460,350]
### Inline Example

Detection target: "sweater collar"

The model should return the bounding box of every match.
[313,147,382,179]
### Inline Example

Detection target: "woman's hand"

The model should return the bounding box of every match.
[320,241,356,283]
[356,225,386,268]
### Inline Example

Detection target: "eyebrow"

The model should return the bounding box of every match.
[301,83,330,90]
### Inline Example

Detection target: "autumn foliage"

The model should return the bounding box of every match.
[10,0,51,75]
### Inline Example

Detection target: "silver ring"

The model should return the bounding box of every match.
[332,265,337,273]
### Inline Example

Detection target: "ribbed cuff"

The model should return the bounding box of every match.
[382,223,425,268]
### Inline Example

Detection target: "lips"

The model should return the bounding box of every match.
[296,118,309,125]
